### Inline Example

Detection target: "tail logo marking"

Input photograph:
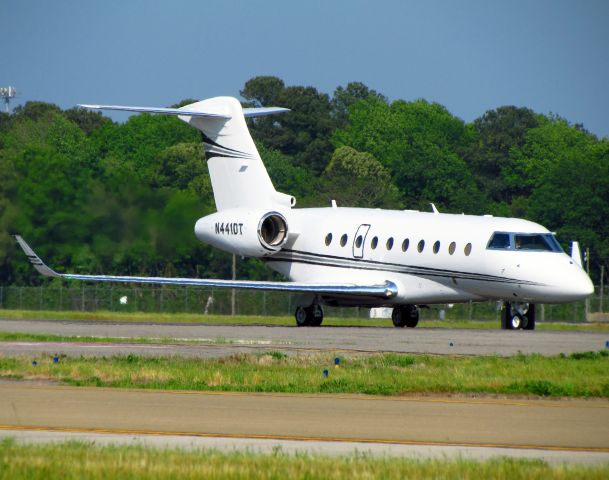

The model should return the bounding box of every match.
[200,132,254,161]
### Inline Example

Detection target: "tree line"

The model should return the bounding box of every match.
[1,76,607,285]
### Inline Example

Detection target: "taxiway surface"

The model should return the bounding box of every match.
[1,382,608,464]
[1,318,608,357]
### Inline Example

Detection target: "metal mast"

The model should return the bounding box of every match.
[0,86,17,113]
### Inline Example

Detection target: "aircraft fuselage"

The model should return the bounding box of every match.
[197,206,593,307]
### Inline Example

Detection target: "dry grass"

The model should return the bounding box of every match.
[1,438,608,480]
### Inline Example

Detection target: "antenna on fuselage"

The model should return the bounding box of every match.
[430,203,439,214]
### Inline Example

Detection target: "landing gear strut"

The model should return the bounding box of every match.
[501,302,535,330]
[295,304,324,327]
[392,305,419,328]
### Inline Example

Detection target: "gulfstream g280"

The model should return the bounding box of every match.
[16,96,593,330]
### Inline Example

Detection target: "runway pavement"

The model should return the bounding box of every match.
[1,318,608,357]
[1,382,609,464]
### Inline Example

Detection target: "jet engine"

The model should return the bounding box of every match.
[194,209,289,257]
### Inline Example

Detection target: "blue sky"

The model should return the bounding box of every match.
[3,0,608,137]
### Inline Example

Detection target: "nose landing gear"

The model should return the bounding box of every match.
[501,302,536,330]
[295,304,324,327]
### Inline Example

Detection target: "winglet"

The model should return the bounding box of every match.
[14,236,60,277]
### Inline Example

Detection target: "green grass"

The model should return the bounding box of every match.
[2,350,608,398]
[2,308,608,330]
[0,439,607,480]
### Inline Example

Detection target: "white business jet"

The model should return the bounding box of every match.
[16,96,593,330]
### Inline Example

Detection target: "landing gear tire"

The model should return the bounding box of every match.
[501,302,535,330]
[510,313,525,329]
[295,305,324,327]
[310,304,324,327]
[523,304,536,330]
[392,305,419,328]
[295,306,309,327]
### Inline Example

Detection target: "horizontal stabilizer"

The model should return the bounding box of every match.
[79,104,289,119]
[242,107,290,117]
[15,236,397,299]
[78,104,230,118]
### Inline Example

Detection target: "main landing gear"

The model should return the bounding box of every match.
[295,304,324,327]
[392,304,419,328]
[501,302,536,330]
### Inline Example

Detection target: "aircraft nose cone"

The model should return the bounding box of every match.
[565,268,594,301]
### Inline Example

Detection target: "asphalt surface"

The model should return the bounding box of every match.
[1,382,609,464]
[1,318,608,357]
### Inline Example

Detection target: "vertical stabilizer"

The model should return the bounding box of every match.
[79,97,292,211]
[178,97,294,211]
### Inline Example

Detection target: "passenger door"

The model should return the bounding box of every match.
[352,224,370,259]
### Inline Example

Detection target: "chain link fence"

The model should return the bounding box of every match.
[0,284,606,322]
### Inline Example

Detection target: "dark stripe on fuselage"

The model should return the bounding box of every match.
[264,248,542,286]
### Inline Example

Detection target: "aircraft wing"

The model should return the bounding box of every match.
[15,236,397,299]
[78,104,290,118]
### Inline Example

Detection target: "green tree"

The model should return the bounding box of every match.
[334,97,482,212]
[464,106,540,207]
[240,76,285,107]
[331,81,387,127]
[318,146,401,208]
[507,117,609,279]
[241,77,336,174]
[64,107,110,136]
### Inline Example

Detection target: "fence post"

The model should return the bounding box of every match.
[584,248,590,321]
[468,301,472,321]
[262,291,266,316]
[231,254,236,316]
[81,283,85,311]
[0,286,3,309]
[19,286,23,310]
[600,266,605,313]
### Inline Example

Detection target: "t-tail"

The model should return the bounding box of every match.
[80,97,294,211]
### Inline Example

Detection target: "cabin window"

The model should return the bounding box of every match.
[371,236,378,249]
[402,239,410,252]
[464,243,472,256]
[325,233,332,246]
[340,234,348,247]
[386,237,394,250]
[433,241,440,254]
[355,235,363,248]
[448,242,456,255]
[417,240,425,253]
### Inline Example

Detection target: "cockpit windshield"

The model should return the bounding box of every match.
[487,232,563,252]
